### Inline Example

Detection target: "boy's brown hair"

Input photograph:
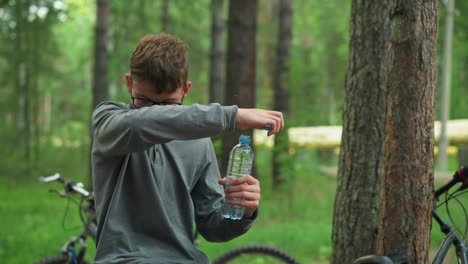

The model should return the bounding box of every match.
[129,33,189,93]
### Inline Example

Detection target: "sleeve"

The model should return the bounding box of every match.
[91,102,238,156]
[192,140,257,242]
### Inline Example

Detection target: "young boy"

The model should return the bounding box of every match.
[91,33,284,264]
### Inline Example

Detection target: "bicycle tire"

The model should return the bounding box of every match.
[33,253,91,264]
[212,244,301,264]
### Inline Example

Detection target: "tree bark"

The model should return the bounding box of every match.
[15,0,32,175]
[209,0,224,104]
[221,0,258,176]
[91,0,110,187]
[331,1,389,263]
[378,1,439,263]
[92,0,110,109]
[458,145,468,166]
[139,0,147,33]
[161,0,170,32]
[272,0,292,188]
[259,0,277,109]
[32,16,40,166]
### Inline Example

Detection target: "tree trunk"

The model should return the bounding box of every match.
[377,1,439,263]
[92,0,110,109]
[32,16,41,166]
[44,92,51,135]
[331,1,389,263]
[15,0,32,176]
[458,145,468,166]
[259,0,277,109]
[91,0,110,186]
[221,0,258,177]
[161,0,170,32]
[139,0,147,33]
[272,0,292,188]
[209,0,224,104]
[437,0,455,171]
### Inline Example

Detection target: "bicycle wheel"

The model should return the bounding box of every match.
[212,244,301,264]
[33,253,91,264]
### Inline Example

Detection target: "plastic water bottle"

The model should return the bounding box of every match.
[221,135,254,220]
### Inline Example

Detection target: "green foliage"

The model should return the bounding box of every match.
[288,0,350,127]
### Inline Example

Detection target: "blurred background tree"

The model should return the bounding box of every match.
[220,0,258,176]
[272,0,292,188]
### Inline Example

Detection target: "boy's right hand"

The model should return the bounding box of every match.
[236,108,284,136]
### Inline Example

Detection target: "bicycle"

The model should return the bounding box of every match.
[353,166,468,264]
[34,173,96,264]
[33,173,301,264]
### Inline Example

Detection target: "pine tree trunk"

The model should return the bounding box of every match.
[377,1,439,263]
[259,0,277,107]
[221,0,258,177]
[161,0,170,32]
[92,0,110,109]
[331,1,389,263]
[272,0,292,188]
[15,0,32,175]
[458,145,468,166]
[91,0,110,187]
[139,0,147,32]
[32,17,41,166]
[44,92,51,135]
[209,0,224,104]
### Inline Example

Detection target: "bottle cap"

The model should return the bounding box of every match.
[239,135,251,144]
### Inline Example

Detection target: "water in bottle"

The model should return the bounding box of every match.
[221,135,254,220]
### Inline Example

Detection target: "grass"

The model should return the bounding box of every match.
[0,178,97,263]
[0,147,466,263]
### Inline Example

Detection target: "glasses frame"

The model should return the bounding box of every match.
[131,96,183,107]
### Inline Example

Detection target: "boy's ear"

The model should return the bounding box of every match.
[184,81,192,98]
[125,74,132,93]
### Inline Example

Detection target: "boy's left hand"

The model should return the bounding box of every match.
[218,175,260,219]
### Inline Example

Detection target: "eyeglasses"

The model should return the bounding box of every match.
[131,96,183,108]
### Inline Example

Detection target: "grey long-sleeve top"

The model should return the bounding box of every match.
[91,102,257,264]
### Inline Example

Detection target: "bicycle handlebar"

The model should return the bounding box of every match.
[71,184,91,197]
[39,173,91,197]
[39,173,62,183]
[434,166,468,199]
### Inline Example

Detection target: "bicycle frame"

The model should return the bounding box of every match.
[65,199,97,262]
[353,167,468,264]
[432,209,468,264]
[431,167,468,264]
[39,173,97,263]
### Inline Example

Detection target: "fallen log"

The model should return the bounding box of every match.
[319,166,455,183]
[254,119,468,149]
